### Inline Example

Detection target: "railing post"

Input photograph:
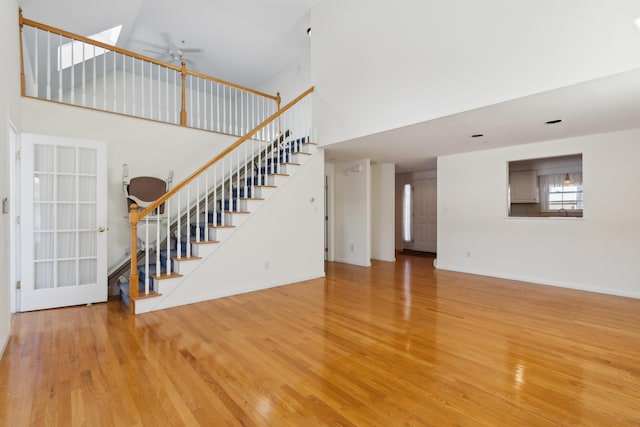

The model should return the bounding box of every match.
[180,61,187,126]
[128,203,139,314]
[18,8,26,97]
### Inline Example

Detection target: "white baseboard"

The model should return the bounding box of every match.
[435,264,640,299]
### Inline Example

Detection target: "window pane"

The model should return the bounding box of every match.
[402,184,412,242]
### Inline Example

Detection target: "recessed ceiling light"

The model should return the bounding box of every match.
[545,119,563,124]
[471,134,484,138]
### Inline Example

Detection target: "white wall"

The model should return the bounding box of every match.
[311,0,640,146]
[437,128,640,298]
[258,42,311,105]
[21,98,237,272]
[371,163,395,262]
[153,150,326,310]
[0,0,21,355]
[332,159,371,266]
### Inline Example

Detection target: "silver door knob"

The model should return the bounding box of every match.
[98,227,105,233]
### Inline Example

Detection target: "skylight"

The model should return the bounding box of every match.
[58,25,122,70]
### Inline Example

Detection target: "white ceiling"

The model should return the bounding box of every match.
[324,68,640,172]
[17,0,640,172]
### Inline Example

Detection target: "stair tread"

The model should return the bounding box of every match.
[293,151,312,156]
[152,272,183,280]
[208,225,236,229]
[281,162,301,166]
[225,210,250,214]
[131,291,163,301]
[191,240,220,245]
[239,197,264,201]
[171,255,202,262]
[268,173,289,177]
[255,185,277,188]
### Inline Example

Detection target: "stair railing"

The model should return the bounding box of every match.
[128,86,314,312]
[18,9,280,136]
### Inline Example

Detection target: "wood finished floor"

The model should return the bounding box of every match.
[1,256,639,426]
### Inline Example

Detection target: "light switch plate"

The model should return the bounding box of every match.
[2,197,8,214]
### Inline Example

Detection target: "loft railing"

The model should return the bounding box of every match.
[128,87,314,312]
[18,10,280,137]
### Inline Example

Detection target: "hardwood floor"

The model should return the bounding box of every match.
[1,256,639,426]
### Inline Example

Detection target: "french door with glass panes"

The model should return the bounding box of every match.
[20,134,107,311]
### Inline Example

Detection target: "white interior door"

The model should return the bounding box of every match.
[413,178,437,253]
[20,134,107,311]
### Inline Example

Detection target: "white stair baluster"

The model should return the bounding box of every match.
[46,31,51,100]
[189,75,193,127]
[155,212,160,282]
[112,51,116,111]
[82,41,86,106]
[34,28,38,98]
[71,38,75,104]
[165,198,171,276]
[122,52,126,113]
[166,67,169,122]
[174,69,178,123]
[216,83,220,132]
[204,170,209,242]
[58,34,63,101]
[131,56,135,115]
[186,186,191,257]
[213,164,217,228]
[157,63,161,121]
[144,216,149,294]
[197,77,201,128]
[195,178,200,242]
[102,45,106,109]
[177,193,182,258]
[141,61,145,118]
[149,62,153,119]
[210,80,214,131]
[92,45,96,108]
[235,89,238,135]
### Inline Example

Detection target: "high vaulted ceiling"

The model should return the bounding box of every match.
[16,0,640,172]
[18,0,311,88]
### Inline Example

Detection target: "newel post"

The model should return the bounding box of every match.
[18,8,26,97]
[128,203,139,314]
[180,61,187,126]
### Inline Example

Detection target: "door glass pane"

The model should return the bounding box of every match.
[34,232,54,260]
[79,259,97,285]
[57,204,76,230]
[34,262,54,289]
[79,204,96,229]
[34,203,54,230]
[57,175,76,201]
[34,144,54,172]
[58,260,76,287]
[57,146,76,173]
[34,174,54,201]
[79,176,96,202]
[57,231,76,258]
[78,148,97,174]
[79,231,96,257]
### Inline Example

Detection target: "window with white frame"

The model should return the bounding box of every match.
[539,172,583,212]
[402,183,412,242]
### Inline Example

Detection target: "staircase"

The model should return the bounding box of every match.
[118,94,322,313]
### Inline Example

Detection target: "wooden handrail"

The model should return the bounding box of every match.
[137,86,314,220]
[19,15,279,102]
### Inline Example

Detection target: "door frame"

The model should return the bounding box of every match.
[9,121,19,313]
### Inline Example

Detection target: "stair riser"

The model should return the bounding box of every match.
[208,227,233,241]
[225,212,249,227]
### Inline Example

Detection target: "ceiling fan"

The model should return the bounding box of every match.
[143,32,203,69]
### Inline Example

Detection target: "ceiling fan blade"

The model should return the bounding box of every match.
[143,48,168,56]
[180,48,203,54]
[160,32,177,50]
